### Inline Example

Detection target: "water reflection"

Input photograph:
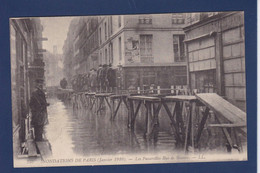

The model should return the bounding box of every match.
[45,98,176,157]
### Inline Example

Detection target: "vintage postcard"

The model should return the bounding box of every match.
[10,12,247,168]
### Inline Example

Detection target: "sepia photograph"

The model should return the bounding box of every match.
[10,12,247,168]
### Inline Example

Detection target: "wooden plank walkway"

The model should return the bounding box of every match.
[163,95,197,101]
[195,93,247,152]
[95,93,114,114]
[70,91,247,153]
[110,94,129,120]
[128,95,161,102]
[195,93,246,124]
[161,95,197,151]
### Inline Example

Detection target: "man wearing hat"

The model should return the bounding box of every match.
[29,79,49,141]
[96,64,103,92]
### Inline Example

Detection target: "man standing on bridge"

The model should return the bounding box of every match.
[29,79,49,141]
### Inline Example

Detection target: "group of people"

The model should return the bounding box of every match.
[26,64,117,142]
[71,64,117,93]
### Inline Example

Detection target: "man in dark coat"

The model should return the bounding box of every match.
[96,65,103,92]
[107,64,116,92]
[101,64,109,92]
[29,79,49,141]
[89,68,97,92]
[60,78,68,89]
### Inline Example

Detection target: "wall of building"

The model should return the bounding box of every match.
[10,18,44,156]
[99,31,125,67]
[94,14,188,91]
[111,15,123,35]
[121,66,187,90]
[221,12,245,110]
[123,30,185,65]
[184,12,246,110]
[64,14,190,91]
[70,16,99,75]
[63,18,78,84]
[44,51,63,87]
[96,14,186,67]
[124,13,187,29]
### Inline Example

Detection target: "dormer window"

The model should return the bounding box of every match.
[172,13,185,24]
[138,15,152,24]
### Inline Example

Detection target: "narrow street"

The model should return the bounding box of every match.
[45,97,176,158]
[11,13,248,167]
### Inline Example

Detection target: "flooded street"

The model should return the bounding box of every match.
[10,13,248,169]
[45,97,176,158]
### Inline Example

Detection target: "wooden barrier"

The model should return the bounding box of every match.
[195,93,247,152]
[68,90,247,153]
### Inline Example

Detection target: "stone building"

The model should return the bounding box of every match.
[10,18,46,156]
[43,46,63,87]
[63,18,79,84]
[72,16,99,74]
[63,17,99,84]
[184,12,246,110]
[63,14,189,91]
[97,14,188,90]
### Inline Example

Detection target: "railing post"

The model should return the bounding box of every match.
[150,85,154,94]
[176,86,180,95]
[137,87,140,94]
[193,89,198,95]
[171,85,174,94]
[157,86,161,94]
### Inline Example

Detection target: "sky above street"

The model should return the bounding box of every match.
[40,16,74,54]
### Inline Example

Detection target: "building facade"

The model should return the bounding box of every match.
[73,16,99,74]
[184,12,246,110]
[10,18,46,156]
[97,14,188,90]
[43,46,63,87]
[63,17,99,84]
[63,18,79,85]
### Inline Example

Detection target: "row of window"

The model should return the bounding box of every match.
[99,34,185,64]
[100,42,115,65]
[99,15,186,46]
[138,14,186,24]
[99,16,122,45]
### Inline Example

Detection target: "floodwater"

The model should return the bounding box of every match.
[44,97,177,158]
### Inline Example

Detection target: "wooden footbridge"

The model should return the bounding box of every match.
[69,89,247,153]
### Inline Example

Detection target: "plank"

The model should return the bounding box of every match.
[87,92,96,96]
[128,95,161,102]
[162,95,197,102]
[208,123,246,128]
[27,139,38,157]
[195,93,246,123]
[36,141,52,160]
[95,93,114,97]
[109,95,123,99]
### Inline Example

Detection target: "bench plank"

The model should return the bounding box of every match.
[195,93,246,124]
[36,141,52,160]
[208,123,246,128]
[128,96,161,102]
[95,93,114,97]
[162,95,197,102]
